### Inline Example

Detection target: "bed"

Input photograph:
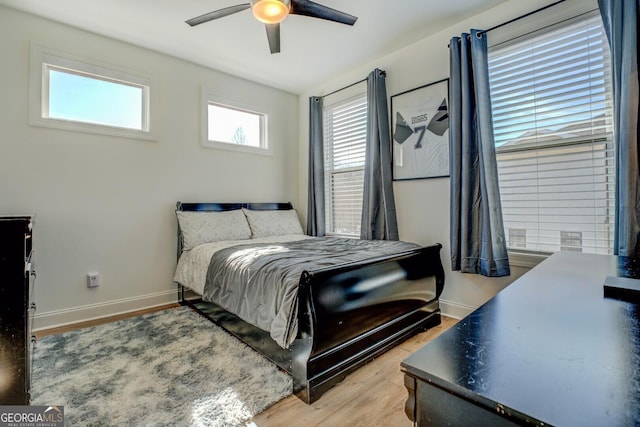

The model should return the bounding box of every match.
[173,201,445,404]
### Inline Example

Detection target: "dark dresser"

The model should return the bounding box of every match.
[0,215,35,404]
[402,252,640,426]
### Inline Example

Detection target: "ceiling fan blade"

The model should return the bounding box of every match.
[290,0,357,26]
[186,3,251,27]
[265,24,281,54]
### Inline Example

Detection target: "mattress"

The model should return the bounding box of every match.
[174,234,312,295]
[175,235,420,347]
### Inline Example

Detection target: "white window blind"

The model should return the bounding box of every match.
[488,12,615,255]
[323,92,367,236]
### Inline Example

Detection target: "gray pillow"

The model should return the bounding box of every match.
[177,210,252,251]
[242,208,304,238]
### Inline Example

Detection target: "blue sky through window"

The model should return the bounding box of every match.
[48,68,143,130]
[488,17,611,147]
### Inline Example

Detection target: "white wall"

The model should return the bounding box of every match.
[0,6,299,329]
[297,0,565,318]
[1,0,575,329]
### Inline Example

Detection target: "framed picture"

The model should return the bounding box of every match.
[391,78,449,180]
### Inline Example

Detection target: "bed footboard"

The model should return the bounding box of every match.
[292,243,444,403]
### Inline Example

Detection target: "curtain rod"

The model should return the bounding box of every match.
[449,0,566,45]
[316,70,388,98]
[321,69,389,99]
[320,77,367,99]
[478,0,566,37]
[314,70,387,100]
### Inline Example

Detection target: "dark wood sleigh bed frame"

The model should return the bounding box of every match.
[175,201,445,404]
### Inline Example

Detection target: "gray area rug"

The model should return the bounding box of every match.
[31,307,292,426]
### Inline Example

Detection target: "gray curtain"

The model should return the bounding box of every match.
[449,30,510,277]
[307,96,325,237]
[598,0,640,257]
[361,68,399,240]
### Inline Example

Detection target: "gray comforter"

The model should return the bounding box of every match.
[202,237,420,348]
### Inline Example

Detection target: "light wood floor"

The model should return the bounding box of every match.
[252,316,458,427]
[34,303,181,338]
[37,306,457,426]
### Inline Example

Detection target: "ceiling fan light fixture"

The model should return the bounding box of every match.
[251,0,290,24]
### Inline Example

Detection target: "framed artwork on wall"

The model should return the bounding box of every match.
[391,78,449,180]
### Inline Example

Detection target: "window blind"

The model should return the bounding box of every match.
[323,93,367,236]
[488,12,615,255]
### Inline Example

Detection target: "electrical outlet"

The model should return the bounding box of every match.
[87,272,100,288]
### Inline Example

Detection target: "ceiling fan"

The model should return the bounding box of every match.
[186,0,358,54]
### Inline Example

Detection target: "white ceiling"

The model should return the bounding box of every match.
[0,0,508,94]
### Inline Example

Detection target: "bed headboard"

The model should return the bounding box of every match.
[176,202,293,213]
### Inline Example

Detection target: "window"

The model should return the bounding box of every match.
[30,44,154,139]
[46,66,145,130]
[509,228,527,249]
[560,231,583,252]
[323,87,367,236]
[202,91,269,154]
[207,104,262,147]
[488,12,615,255]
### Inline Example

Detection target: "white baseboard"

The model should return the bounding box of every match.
[34,292,476,331]
[439,299,476,320]
[33,289,179,332]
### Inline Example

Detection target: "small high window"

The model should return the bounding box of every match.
[207,103,264,148]
[202,92,269,154]
[30,44,154,140]
[46,66,145,130]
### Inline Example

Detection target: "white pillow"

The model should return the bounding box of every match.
[177,210,252,251]
[242,208,304,238]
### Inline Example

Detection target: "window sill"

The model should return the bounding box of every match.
[508,250,551,269]
[325,233,359,239]
[29,116,156,141]
[202,140,273,156]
